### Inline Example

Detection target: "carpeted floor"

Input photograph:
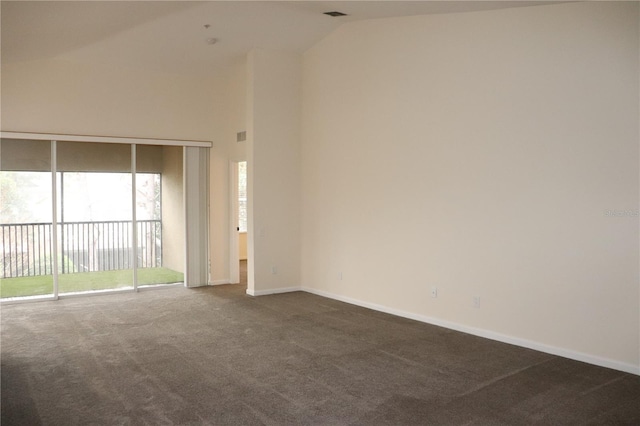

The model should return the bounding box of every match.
[2,277,639,425]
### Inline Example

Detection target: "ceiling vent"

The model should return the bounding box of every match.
[324,11,347,17]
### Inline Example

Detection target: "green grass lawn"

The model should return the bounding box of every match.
[0,268,184,298]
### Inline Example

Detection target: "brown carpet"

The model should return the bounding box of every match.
[2,282,639,425]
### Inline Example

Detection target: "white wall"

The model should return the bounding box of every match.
[301,2,639,372]
[247,49,301,295]
[1,59,220,141]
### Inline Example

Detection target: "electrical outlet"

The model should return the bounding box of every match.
[338,271,343,281]
[473,295,481,308]
[271,266,278,275]
[430,287,438,298]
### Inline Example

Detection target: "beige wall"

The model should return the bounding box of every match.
[1,59,219,141]
[246,49,301,294]
[161,146,184,272]
[239,232,247,261]
[301,2,639,372]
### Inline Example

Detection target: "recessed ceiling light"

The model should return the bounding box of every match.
[324,11,347,17]
[206,38,218,45]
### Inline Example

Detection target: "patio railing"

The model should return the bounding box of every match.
[0,220,161,278]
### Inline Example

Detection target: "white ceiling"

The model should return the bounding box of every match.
[2,1,564,76]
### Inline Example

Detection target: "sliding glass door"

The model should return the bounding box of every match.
[0,139,54,298]
[0,135,208,300]
[136,145,184,287]
[57,140,134,293]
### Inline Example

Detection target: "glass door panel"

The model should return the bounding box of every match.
[0,139,54,298]
[56,141,133,293]
[136,145,184,286]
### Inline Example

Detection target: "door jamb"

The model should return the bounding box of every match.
[229,161,240,284]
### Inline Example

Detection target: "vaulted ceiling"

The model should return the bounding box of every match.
[2,1,563,76]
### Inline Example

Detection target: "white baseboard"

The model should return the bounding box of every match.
[301,287,640,376]
[246,286,301,296]
[209,279,231,286]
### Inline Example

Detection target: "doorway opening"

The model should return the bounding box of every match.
[230,160,247,286]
